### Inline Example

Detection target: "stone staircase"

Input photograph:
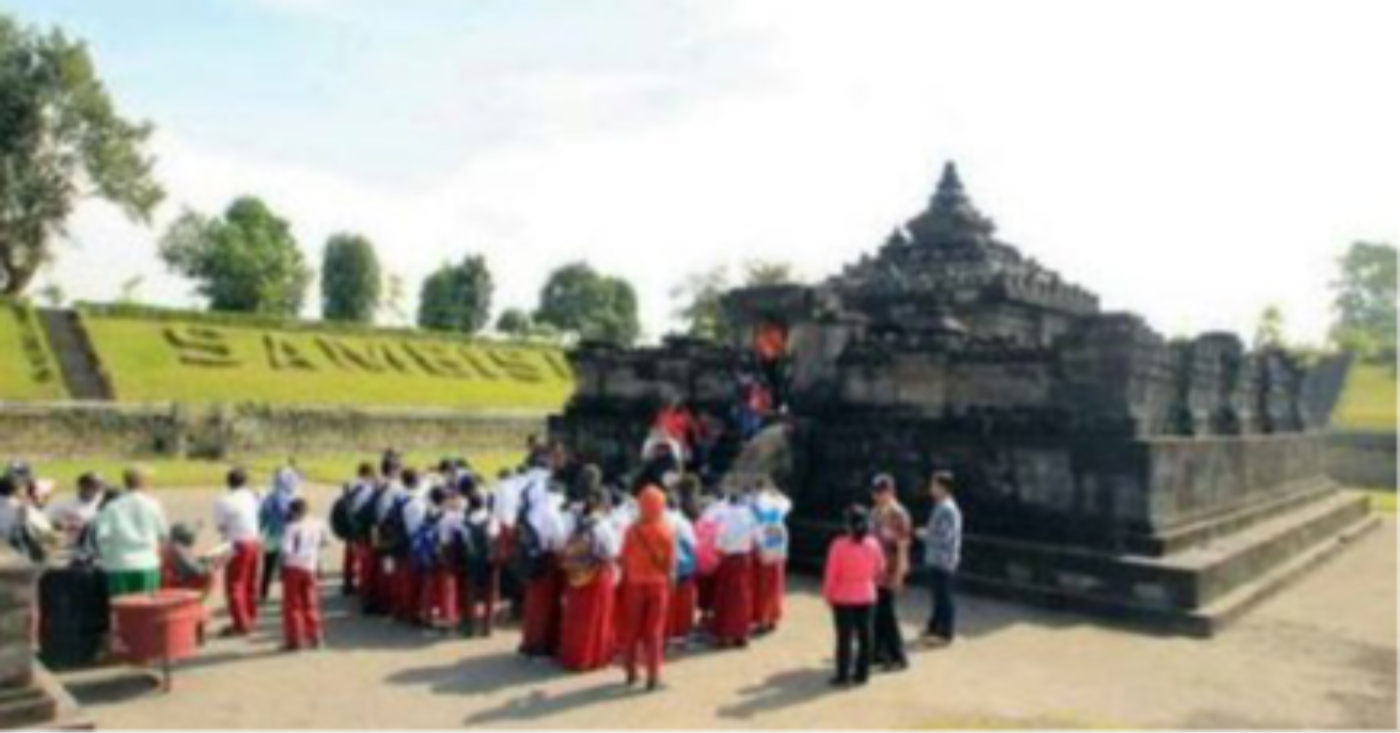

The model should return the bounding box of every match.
[36,310,111,401]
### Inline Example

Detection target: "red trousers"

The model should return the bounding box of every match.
[420,567,459,628]
[620,582,670,682]
[282,566,322,648]
[459,568,499,636]
[342,542,359,593]
[668,578,698,640]
[752,560,786,629]
[558,567,617,672]
[391,563,423,624]
[520,556,561,656]
[711,553,753,644]
[225,540,261,633]
[357,544,385,615]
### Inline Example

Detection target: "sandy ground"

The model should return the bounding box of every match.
[56,485,1398,730]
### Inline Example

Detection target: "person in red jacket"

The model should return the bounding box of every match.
[618,486,677,690]
[822,505,885,687]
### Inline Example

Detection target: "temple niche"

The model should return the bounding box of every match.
[551,162,1372,634]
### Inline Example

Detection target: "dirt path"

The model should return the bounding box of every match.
[59,487,1397,730]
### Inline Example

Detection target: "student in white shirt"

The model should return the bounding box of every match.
[213,467,262,637]
[280,498,329,651]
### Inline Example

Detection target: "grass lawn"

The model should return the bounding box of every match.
[81,309,572,411]
[0,303,66,401]
[1335,363,1397,432]
[31,450,524,492]
[1365,489,1397,514]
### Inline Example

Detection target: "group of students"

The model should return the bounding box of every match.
[331,444,795,690]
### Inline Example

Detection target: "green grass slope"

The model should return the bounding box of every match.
[0,302,67,401]
[1335,362,1397,432]
[79,305,572,411]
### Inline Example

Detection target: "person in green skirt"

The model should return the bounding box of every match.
[93,467,169,597]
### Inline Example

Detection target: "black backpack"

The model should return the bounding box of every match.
[376,495,413,556]
[508,496,550,582]
[329,484,358,541]
[455,518,494,590]
[352,485,387,541]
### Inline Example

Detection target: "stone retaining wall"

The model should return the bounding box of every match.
[0,401,545,460]
[1327,430,1397,490]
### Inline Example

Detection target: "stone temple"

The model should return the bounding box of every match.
[550,163,1374,634]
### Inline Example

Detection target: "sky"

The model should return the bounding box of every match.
[3,0,1398,344]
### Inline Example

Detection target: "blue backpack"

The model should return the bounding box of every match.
[675,534,698,581]
[409,511,442,572]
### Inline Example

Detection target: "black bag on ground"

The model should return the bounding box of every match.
[38,563,110,670]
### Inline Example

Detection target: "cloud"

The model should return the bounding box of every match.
[39,0,1400,347]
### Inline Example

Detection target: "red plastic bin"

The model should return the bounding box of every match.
[110,589,204,691]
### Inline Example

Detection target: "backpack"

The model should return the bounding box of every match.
[508,496,551,582]
[259,494,290,543]
[694,518,721,576]
[754,505,789,565]
[352,485,386,541]
[675,533,698,581]
[560,521,604,588]
[376,495,413,556]
[454,517,494,591]
[408,511,442,572]
[329,484,357,542]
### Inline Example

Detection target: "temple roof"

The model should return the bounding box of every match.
[828,161,1100,317]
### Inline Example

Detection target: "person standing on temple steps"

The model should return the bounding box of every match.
[869,473,911,671]
[917,471,961,646]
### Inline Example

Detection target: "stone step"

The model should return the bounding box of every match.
[36,309,111,401]
[1134,478,1338,556]
[0,684,57,730]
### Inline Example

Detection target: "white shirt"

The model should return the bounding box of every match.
[715,500,758,555]
[281,518,330,571]
[348,480,376,511]
[375,481,407,521]
[213,488,262,543]
[521,473,567,551]
[47,495,101,535]
[665,508,697,548]
[491,474,526,528]
[402,489,431,536]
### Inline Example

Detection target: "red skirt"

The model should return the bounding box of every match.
[667,578,698,639]
[520,554,561,656]
[711,553,753,644]
[752,560,786,629]
[557,566,617,672]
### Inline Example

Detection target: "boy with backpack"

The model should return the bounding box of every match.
[453,479,499,637]
[412,486,454,629]
[330,463,376,597]
[751,480,792,635]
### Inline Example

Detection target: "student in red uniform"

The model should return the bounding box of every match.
[556,489,621,672]
[516,464,565,658]
[339,463,376,596]
[280,498,330,651]
[455,481,499,637]
[751,481,792,635]
[664,489,699,645]
[415,487,456,630]
[213,467,261,637]
[710,488,757,648]
[618,486,677,690]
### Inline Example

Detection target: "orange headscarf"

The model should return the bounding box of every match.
[621,485,676,585]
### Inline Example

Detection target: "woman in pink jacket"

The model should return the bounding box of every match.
[822,505,886,687]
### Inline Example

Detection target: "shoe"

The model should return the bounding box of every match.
[828,676,850,688]
[625,671,639,687]
[884,660,909,673]
[280,643,300,653]
[217,626,245,639]
[852,676,869,686]
[646,678,661,692]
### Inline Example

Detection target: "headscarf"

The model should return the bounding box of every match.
[630,485,674,554]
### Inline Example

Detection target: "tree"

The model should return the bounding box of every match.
[672,265,733,341]
[1330,241,1397,365]
[417,255,493,334]
[742,259,801,287]
[495,307,533,337]
[0,15,163,295]
[320,233,381,323]
[1253,305,1286,350]
[158,197,312,316]
[535,262,640,345]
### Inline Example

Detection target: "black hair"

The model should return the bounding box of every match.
[844,505,871,540]
[403,468,421,489]
[428,486,446,506]
[931,470,956,493]
[77,472,103,492]
[0,475,15,498]
[288,497,309,520]
[357,462,376,479]
[381,449,403,477]
[227,466,249,489]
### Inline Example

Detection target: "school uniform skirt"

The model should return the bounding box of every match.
[557,565,617,672]
[711,553,753,644]
[520,554,562,656]
[752,560,786,629]
[667,577,698,640]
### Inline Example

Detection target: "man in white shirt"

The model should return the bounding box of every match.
[47,472,105,547]
[213,467,262,636]
[280,498,329,650]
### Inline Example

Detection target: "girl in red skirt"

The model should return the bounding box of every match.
[619,486,676,690]
[516,468,566,658]
[557,490,621,671]
[751,483,792,634]
[664,491,698,644]
[710,490,757,648]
